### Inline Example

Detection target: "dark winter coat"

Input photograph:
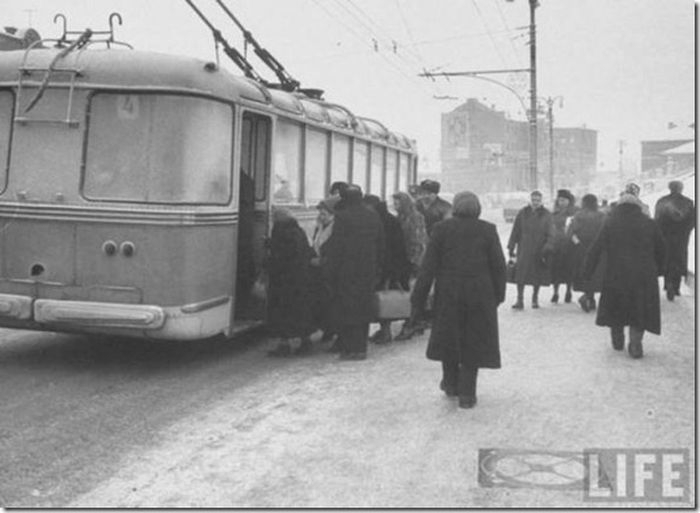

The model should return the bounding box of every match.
[324,200,385,327]
[568,208,606,293]
[375,202,411,290]
[418,196,452,236]
[584,203,666,334]
[267,217,314,338]
[411,216,506,368]
[507,205,555,286]
[654,192,695,278]
[550,205,577,284]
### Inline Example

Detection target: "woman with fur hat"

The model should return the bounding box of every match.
[568,193,606,311]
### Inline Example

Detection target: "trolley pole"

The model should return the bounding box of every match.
[528,0,538,190]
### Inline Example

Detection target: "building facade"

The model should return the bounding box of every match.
[440,99,597,197]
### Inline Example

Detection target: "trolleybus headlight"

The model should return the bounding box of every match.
[102,240,118,256]
[120,241,135,257]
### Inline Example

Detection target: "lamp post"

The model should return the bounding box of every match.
[540,96,563,200]
[528,0,539,190]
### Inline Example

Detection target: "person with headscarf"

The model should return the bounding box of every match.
[654,180,695,301]
[324,184,385,360]
[550,189,578,304]
[611,182,650,217]
[411,191,506,409]
[507,190,555,309]
[363,194,412,344]
[568,193,606,311]
[584,193,666,358]
[267,208,315,356]
[310,197,341,346]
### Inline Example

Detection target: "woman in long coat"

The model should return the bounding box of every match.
[267,208,315,356]
[584,194,666,358]
[324,185,385,359]
[568,193,606,312]
[550,189,577,303]
[411,191,506,408]
[507,190,555,309]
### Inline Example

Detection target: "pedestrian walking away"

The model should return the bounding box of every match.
[266,208,315,357]
[411,191,506,409]
[568,193,606,312]
[507,190,555,310]
[550,189,577,304]
[324,184,385,360]
[584,193,666,358]
[654,180,695,301]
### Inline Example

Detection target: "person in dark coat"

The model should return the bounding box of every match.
[324,185,385,360]
[411,191,506,409]
[363,195,412,344]
[584,193,666,358]
[507,190,555,309]
[654,180,695,301]
[416,179,452,237]
[568,193,606,312]
[550,189,577,304]
[267,208,315,356]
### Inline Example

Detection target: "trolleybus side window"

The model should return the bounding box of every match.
[385,149,398,200]
[83,93,233,204]
[305,127,329,205]
[398,152,409,192]
[330,133,350,186]
[369,143,384,196]
[272,119,302,203]
[0,90,12,192]
[352,139,368,192]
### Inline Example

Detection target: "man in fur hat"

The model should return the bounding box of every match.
[416,179,452,237]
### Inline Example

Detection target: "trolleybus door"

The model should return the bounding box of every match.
[234,110,271,328]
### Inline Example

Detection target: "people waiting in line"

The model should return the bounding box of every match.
[363,194,412,345]
[323,184,385,360]
[411,191,506,409]
[507,190,555,310]
[550,189,577,304]
[568,193,606,312]
[654,180,695,301]
[584,192,666,359]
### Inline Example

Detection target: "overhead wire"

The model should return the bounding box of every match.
[491,0,525,67]
[469,0,509,69]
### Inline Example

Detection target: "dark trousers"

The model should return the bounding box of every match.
[337,323,369,354]
[664,273,682,294]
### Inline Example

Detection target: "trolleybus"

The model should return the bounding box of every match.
[0,25,418,341]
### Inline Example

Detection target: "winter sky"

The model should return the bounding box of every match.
[3,0,695,176]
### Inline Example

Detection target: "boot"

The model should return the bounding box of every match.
[628,326,644,359]
[458,366,478,409]
[370,323,393,344]
[564,288,572,303]
[440,361,458,397]
[610,326,624,351]
[578,294,590,313]
[588,296,597,310]
[512,296,524,310]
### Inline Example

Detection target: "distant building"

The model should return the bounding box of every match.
[440,98,597,196]
[0,27,42,51]
[641,138,694,178]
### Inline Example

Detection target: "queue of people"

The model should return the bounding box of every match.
[262,177,694,409]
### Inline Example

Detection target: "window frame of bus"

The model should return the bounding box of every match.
[272,117,303,205]
[369,143,384,197]
[0,89,13,195]
[385,148,398,200]
[304,125,330,207]
[351,138,369,192]
[81,90,234,205]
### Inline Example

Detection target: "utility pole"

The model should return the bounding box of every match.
[542,96,563,200]
[528,0,539,190]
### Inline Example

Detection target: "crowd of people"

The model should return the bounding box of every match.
[260,177,695,409]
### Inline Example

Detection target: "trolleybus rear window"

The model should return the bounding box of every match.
[0,90,12,191]
[83,93,233,204]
